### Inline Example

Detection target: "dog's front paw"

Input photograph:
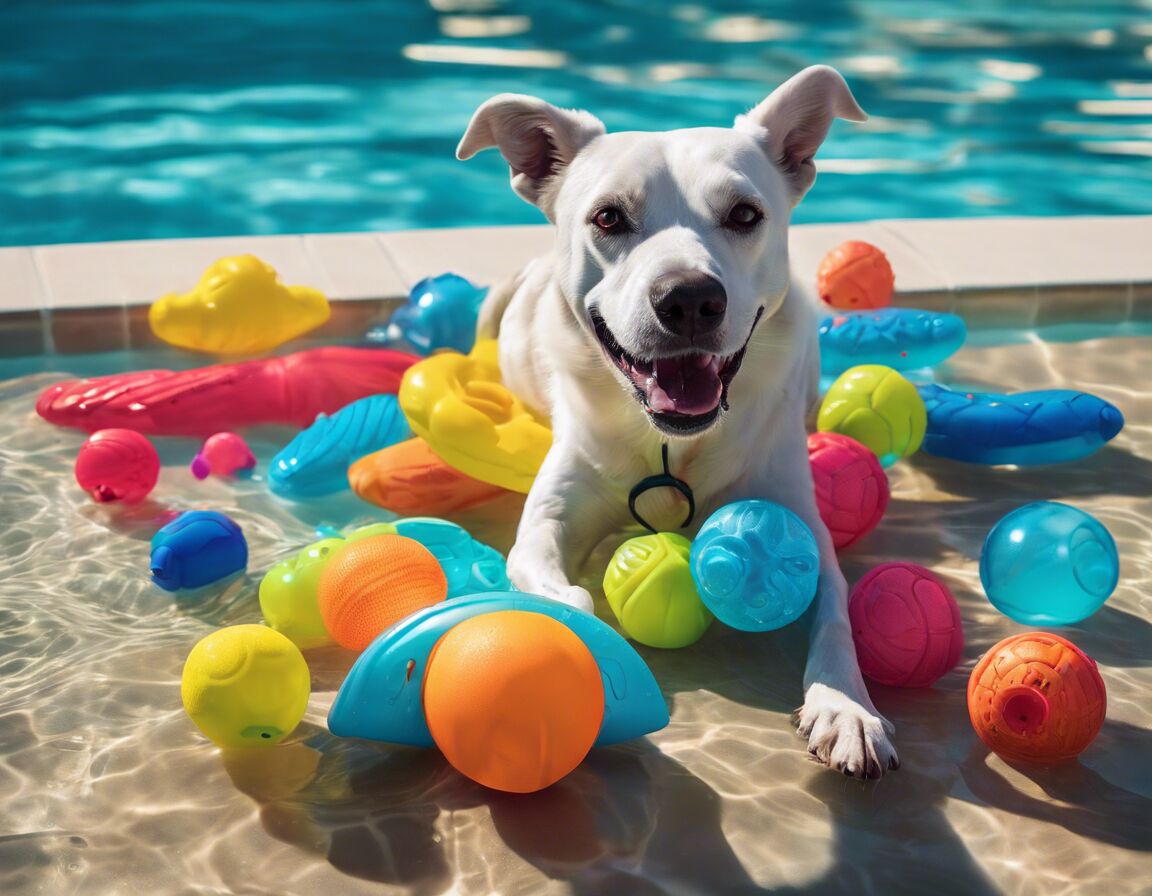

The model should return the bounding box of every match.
[795,683,898,780]
[525,583,595,614]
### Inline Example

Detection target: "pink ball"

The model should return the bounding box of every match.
[74,429,160,504]
[849,562,963,688]
[808,432,889,550]
[190,432,255,479]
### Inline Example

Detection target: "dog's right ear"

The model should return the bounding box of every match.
[457,94,606,218]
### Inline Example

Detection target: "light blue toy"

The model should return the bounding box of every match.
[390,517,510,598]
[150,510,247,592]
[327,591,669,747]
[819,307,967,375]
[689,500,820,632]
[980,501,1119,626]
[365,273,488,356]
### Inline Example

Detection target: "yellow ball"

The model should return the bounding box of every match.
[258,538,345,649]
[181,625,310,748]
[817,364,926,466]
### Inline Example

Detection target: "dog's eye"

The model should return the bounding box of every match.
[724,203,763,230]
[592,207,625,233]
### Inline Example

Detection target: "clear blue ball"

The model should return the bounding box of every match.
[979,501,1119,625]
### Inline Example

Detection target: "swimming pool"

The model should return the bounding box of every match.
[3,0,1151,246]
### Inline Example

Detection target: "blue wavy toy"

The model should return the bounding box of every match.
[150,510,247,592]
[269,394,410,499]
[390,517,511,598]
[819,307,967,374]
[365,272,488,356]
[918,384,1124,465]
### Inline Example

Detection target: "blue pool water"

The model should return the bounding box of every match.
[2,0,1151,246]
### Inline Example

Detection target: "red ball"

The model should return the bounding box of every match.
[74,429,160,504]
[849,562,963,688]
[808,432,889,550]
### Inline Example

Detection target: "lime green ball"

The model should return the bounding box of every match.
[817,364,926,466]
[258,538,345,649]
[603,532,712,649]
[346,522,398,542]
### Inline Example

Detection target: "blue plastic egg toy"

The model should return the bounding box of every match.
[979,501,1119,625]
[365,273,487,356]
[150,510,248,592]
[689,500,820,632]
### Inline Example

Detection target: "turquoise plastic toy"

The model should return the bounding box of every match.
[365,272,488,356]
[819,307,967,375]
[151,510,247,592]
[391,518,510,598]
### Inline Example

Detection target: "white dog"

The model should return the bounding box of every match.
[457,65,898,779]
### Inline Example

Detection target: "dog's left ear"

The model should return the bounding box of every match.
[738,66,866,203]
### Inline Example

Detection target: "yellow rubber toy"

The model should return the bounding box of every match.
[149,254,330,355]
[398,340,552,493]
[258,538,346,649]
[817,364,926,467]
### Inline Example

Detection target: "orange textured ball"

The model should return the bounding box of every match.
[817,240,895,310]
[317,534,447,652]
[423,611,605,793]
[968,632,1106,764]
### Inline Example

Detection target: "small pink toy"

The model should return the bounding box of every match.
[74,429,160,504]
[191,432,255,479]
[808,432,889,550]
[849,562,963,688]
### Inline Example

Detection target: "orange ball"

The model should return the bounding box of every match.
[817,240,895,310]
[967,632,1106,764]
[317,534,447,652]
[422,611,605,793]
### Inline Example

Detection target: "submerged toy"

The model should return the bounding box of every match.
[980,501,1119,626]
[366,272,488,356]
[808,432,889,550]
[259,538,345,649]
[819,307,967,375]
[817,241,894,310]
[849,563,963,688]
[74,429,159,504]
[191,432,255,479]
[151,510,248,592]
[150,254,330,355]
[181,625,311,748]
[689,500,819,632]
[36,346,417,437]
[269,394,411,499]
[968,632,1106,764]
[918,384,1124,466]
[817,364,926,466]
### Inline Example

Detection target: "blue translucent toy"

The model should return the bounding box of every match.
[980,501,1119,626]
[365,273,488,356]
[689,500,820,632]
[819,307,967,375]
[918,384,1124,466]
[150,510,247,592]
[390,517,510,598]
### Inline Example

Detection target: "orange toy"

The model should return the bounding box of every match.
[422,611,605,793]
[968,632,1106,764]
[348,437,507,516]
[816,240,895,310]
[317,534,447,652]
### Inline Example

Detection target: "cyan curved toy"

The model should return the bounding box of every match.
[151,510,248,592]
[391,518,510,597]
[365,273,488,356]
[819,308,967,375]
[918,384,1124,466]
[328,592,669,748]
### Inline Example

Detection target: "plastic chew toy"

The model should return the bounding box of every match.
[808,432,889,550]
[818,308,967,375]
[74,429,160,504]
[317,534,447,652]
[191,432,255,479]
[269,394,411,499]
[816,241,895,310]
[603,532,713,649]
[35,346,417,437]
[150,511,248,592]
[689,500,820,632]
[259,538,345,648]
[818,364,927,466]
[968,632,1106,764]
[181,625,311,748]
[848,563,963,688]
[365,272,488,356]
[398,339,552,493]
[917,384,1124,466]
[150,254,330,355]
[385,518,510,598]
[980,501,1119,625]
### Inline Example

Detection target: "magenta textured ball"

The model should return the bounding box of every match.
[808,432,890,550]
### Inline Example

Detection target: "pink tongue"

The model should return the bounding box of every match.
[629,354,723,415]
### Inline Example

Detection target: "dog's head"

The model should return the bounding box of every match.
[458,66,864,438]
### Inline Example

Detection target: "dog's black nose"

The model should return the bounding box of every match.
[650,271,727,339]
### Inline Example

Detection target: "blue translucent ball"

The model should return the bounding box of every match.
[980,501,1119,625]
[689,500,820,632]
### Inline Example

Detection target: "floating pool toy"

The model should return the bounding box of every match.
[808,432,889,550]
[689,500,820,632]
[603,532,712,649]
[979,501,1119,626]
[151,510,248,592]
[74,428,159,504]
[269,394,411,499]
[36,346,417,437]
[181,624,310,748]
[848,563,963,688]
[968,632,1106,764]
[150,254,330,355]
[817,364,926,466]
[818,307,967,375]
[816,241,894,310]
[366,272,488,356]
[399,340,552,493]
[917,384,1124,466]
[191,432,255,480]
[258,538,345,648]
